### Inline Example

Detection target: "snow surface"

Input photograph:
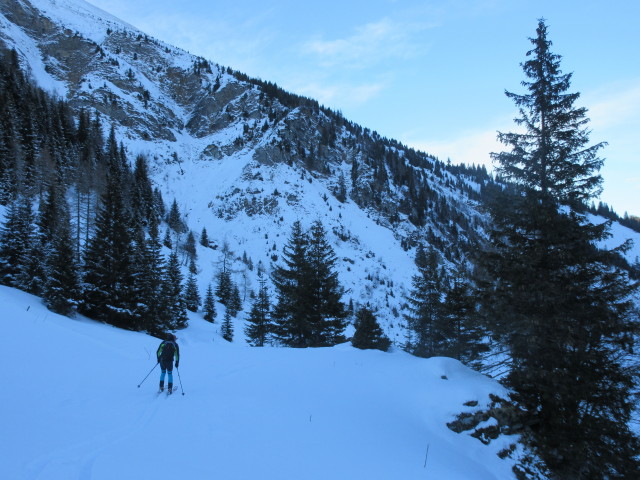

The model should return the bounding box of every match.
[0,285,517,480]
[593,214,640,263]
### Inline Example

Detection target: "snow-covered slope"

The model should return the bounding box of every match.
[0,0,436,340]
[1,285,517,479]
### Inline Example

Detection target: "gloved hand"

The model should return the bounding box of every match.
[175,362,179,368]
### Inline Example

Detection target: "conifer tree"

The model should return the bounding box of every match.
[221,309,234,342]
[27,182,66,297]
[188,256,197,275]
[167,199,184,234]
[245,270,272,346]
[131,155,154,224]
[131,220,165,333]
[20,220,48,296]
[152,188,165,218]
[159,250,188,330]
[441,273,484,366]
[227,282,242,317]
[352,306,391,351]
[0,195,34,288]
[216,269,233,306]
[336,172,347,203]
[38,182,63,247]
[480,19,640,477]
[272,221,312,346]
[306,219,347,345]
[405,245,444,357]
[44,202,80,316]
[184,231,197,263]
[200,227,210,247]
[272,220,346,347]
[162,228,172,250]
[82,165,137,329]
[203,284,216,323]
[185,269,201,313]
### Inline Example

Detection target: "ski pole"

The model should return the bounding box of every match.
[175,366,185,395]
[137,362,159,388]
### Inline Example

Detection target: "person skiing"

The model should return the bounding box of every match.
[157,333,180,394]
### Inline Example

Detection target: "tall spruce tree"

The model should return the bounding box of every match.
[272,220,346,347]
[306,219,347,345]
[21,196,48,296]
[272,220,312,346]
[480,19,640,478]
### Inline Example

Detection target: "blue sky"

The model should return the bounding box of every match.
[86,0,639,216]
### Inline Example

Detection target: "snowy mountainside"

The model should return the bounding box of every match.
[0,285,519,479]
[1,0,638,346]
[0,0,485,340]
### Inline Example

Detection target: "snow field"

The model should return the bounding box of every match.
[1,285,516,479]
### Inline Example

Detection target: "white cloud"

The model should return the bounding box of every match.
[302,18,432,69]
[585,82,640,130]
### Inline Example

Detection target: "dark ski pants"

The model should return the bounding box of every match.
[159,359,173,385]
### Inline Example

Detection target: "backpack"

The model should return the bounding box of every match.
[160,341,176,361]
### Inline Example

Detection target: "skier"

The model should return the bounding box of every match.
[157,333,180,393]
